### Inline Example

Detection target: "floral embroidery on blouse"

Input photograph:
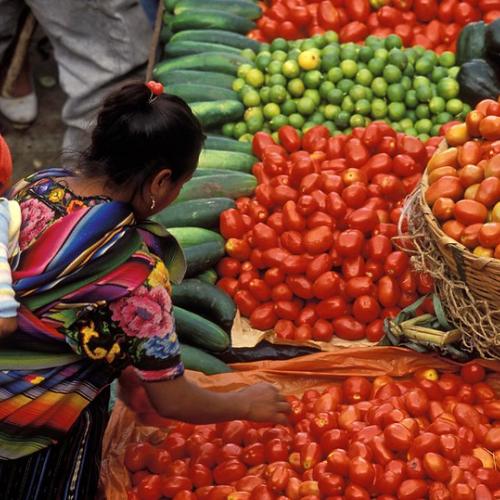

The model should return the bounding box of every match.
[19,198,56,250]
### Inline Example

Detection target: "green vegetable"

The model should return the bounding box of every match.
[197,149,256,173]
[174,0,261,20]
[165,83,238,103]
[169,9,255,34]
[170,29,260,51]
[195,269,218,285]
[204,135,253,154]
[458,58,500,106]
[190,100,245,128]
[167,227,224,248]
[164,40,242,59]
[180,343,232,374]
[156,69,236,89]
[456,21,487,65]
[485,18,500,65]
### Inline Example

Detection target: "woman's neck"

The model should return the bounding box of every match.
[62,175,134,203]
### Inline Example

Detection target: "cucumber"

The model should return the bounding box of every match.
[170,29,260,51]
[174,306,229,352]
[165,83,237,103]
[198,149,256,173]
[153,52,247,77]
[164,40,243,59]
[193,168,246,177]
[153,197,235,228]
[172,279,236,332]
[174,0,261,19]
[167,227,224,248]
[184,241,225,277]
[175,172,257,202]
[205,135,253,154]
[156,70,235,89]
[190,100,244,128]
[160,25,173,43]
[164,0,179,12]
[196,269,218,285]
[169,9,255,34]
[180,343,232,374]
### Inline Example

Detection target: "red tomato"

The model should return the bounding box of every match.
[333,316,365,340]
[352,295,380,323]
[342,376,372,403]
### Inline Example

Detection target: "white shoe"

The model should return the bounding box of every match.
[0,92,38,127]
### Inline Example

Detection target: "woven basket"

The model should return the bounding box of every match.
[419,151,500,324]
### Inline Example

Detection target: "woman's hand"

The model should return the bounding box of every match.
[0,317,17,339]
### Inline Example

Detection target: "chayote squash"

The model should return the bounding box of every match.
[458,58,500,106]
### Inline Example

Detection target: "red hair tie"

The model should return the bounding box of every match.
[145,80,164,103]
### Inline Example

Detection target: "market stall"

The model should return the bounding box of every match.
[101,0,500,498]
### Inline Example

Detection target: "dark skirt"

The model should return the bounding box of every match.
[0,389,110,500]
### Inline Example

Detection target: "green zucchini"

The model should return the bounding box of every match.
[184,241,225,277]
[167,227,224,248]
[174,0,261,19]
[196,269,218,285]
[170,29,260,51]
[190,100,244,128]
[164,40,242,59]
[174,172,257,202]
[165,83,237,103]
[156,70,235,89]
[153,197,235,228]
[169,9,255,34]
[456,21,487,65]
[172,279,236,332]
[174,306,229,352]
[180,343,232,374]
[204,135,253,154]
[198,149,256,173]
[153,52,247,78]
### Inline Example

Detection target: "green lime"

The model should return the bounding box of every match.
[350,114,365,128]
[272,50,288,62]
[282,60,300,79]
[245,68,265,88]
[405,89,418,109]
[374,48,389,61]
[298,49,321,70]
[405,127,418,137]
[312,34,327,49]
[415,118,432,134]
[337,78,354,94]
[349,84,366,101]
[365,35,383,48]
[415,57,433,76]
[424,50,438,64]
[405,48,417,65]
[288,78,305,97]
[401,76,412,91]
[385,34,403,50]
[246,115,265,134]
[356,68,373,86]
[321,52,340,72]
[416,103,430,119]
[368,57,385,76]
[416,85,433,103]
[288,48,301,61]
[232,77,246,92]
[388,102,406,121]
[365,88,373,101]
[304,70,323,89]
[392,122,403,132]
[335,110,351,129]
[270,114,288,131]
[414,45,426,57]
[429,96,446,114]
[222,122,235,137]
[323,120,336,134]
[387,83,405,102]
[244,106,263,120]
[340,44,358,61]
[371,77,388,97]
[340,59,358,79]
[342,96,355,113]
[413,76,431,89]
[302,122,316,133]
[269,85,288,104]
[269,74,287,87]
[418,133,430,142]
[327,88,344,105]
[281,99,297,116]
[255,52,272,71]
[388,49,408,70]
[406,110,417,123]
[319,81,335,99]
[267,60,283,75]
[324,31,339,44]
[263,102,281,120]
[301,39,316,51]
[359,46,374,63]
[271,37,288,52]
[259,86,271,103]
[297,96,316,116]
[310,111,325,124]
[437,77,459,99]
[355,99,371,116]
[446,98,464,115]
[243,90,261,107]
[327,67,343,83]
[448,66,460,79]
[304,89,321,106]
[431,66,448,84]
[403,64,415,78]
[233,121,248,139]
[240,48,256,62]
[324,104,340,120]
[371,98,388,119]
[289,113,305,129]
[430,124,441,136]
[436,111,453,124]
[239,133,254,143]
[463,103,472,115]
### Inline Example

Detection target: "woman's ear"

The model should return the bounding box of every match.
[150,168,173,198]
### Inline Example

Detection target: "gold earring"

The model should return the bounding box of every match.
[150,198,156,210]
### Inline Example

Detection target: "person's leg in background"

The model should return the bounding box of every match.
[26,0,152,154]
[140,0,160,26]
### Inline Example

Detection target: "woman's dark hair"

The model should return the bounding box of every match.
[81,82,205,187]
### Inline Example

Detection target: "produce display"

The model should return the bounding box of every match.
[123,365,500,500]
[425,98,500,259]
[215,122,442,342]
[224,35,467,141]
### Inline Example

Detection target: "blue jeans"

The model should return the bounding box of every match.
[140,0,159,26]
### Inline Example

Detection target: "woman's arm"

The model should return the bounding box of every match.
[144,375,291,425]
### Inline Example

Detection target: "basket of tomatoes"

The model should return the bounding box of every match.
[415,97,500,357]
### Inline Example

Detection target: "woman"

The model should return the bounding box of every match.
[0,82,290,499]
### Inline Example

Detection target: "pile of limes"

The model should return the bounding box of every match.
[223,33,469,143]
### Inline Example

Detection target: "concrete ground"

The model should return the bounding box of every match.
[0,31,65,182]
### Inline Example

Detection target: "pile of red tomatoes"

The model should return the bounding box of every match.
[217,123,441,343]
[250,0,500,52]
[125,364,500,500]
